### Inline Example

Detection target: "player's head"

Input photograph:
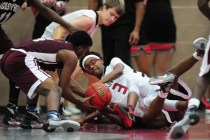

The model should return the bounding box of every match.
[79,51,104,78]
[100,0,125,26]
[65,31,93,59]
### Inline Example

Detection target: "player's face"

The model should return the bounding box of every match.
[102,7,120,26]
[75,46,90,59]
[85,57,103,77]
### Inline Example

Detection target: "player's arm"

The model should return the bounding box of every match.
[78,110,102,126]
[56,50,82,104]
[69,78,86,98]
[56,50,97,111]
[28,0,78,33]
[53,16,94,39]
[197,0,210,20]
[129,0,145,45]
[101,63,124,83]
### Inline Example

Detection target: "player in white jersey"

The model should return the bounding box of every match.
[78,37,207,129]
[42,0,125,40]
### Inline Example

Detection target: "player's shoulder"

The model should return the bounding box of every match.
[110,57,123,65]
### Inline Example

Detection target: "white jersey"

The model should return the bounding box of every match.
[199,35,210,77]
[41,9,99,39]
[103,57,160,107]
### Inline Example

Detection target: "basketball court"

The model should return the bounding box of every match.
[0,112,209,140]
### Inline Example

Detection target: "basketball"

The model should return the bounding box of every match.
[86,82,112,110]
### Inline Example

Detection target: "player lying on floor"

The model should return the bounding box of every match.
[77,37,207,129]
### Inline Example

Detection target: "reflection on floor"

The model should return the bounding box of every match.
[0,112,209,140]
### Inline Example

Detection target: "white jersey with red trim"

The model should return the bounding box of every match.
[103,57,160,107]
[41,9,99,39]
[199,35,210,77]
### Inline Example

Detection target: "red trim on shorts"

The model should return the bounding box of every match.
[130,45,151,56]
[149,43,176,51]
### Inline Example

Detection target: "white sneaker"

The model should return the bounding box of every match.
[66,104,81,114]
[193,37,208,50]
[62,106,72,116]
[193,37,208,60]
[43,120,80,132]
[169,108,200,138]
[149,73,175,86]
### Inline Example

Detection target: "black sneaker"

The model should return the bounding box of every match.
[3,106,23,126]
[169,107,200,139]
[20,111,44,129]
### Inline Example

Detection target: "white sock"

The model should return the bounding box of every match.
[188,98,200,108]
[163,99,178,111]
[193,52,203,61]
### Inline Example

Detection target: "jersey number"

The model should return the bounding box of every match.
[112,83,128,94]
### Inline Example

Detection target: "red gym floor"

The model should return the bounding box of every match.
[0,112,209,140]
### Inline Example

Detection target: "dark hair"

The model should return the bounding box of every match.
[65,30,93,47]
[79,51,103,72]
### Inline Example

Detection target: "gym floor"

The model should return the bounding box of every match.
[0,112,209,140]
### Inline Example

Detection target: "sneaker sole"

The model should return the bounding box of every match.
[149,74,175,85]
[170,113,200,138]
[43,120,80,132]
[193,37,208,50]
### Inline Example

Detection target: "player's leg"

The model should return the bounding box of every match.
[169,38,209,138]
[167,37,207,78]
[0,28,23,126]
[20,96,44,129]
[33,78,80,132]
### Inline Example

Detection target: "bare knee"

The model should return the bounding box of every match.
[35,78,62,97]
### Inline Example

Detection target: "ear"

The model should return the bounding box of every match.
[77,45,83,52]
[102,5,107,11]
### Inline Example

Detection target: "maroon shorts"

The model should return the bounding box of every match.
[1,50,51,99]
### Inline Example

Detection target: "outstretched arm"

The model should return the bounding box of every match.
[29,0,78,33]
[101,63,124,83]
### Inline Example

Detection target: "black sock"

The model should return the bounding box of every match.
[8,80,20,105]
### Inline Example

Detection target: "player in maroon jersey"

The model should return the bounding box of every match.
[0,0,78,127]
[1,30,95,132]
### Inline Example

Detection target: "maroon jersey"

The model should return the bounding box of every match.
[0,0,25,25]
[14,39,74,71]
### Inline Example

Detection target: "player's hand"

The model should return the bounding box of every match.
[21,2,28,9]
[77,119,85,126]
[81,95,98,112]
[129,30,139,45]
[101,105,117,114]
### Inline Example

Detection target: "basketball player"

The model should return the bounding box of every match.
[0,31,94,132]
[41,0,125,85]
[0,0,79,127]
[169,0,210,138]
[78,37,207,129]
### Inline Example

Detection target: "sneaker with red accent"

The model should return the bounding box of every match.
[113,104,133,129]
[201,97,210,114]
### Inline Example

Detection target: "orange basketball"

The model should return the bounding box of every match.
[86,82,112,110]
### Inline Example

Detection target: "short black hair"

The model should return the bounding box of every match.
[79,51,103,72]
[65,30,93,47]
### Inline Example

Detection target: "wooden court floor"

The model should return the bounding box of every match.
[0,112,209,140]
